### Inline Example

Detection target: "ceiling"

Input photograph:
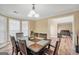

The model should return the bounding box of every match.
[0,4,79,20]
[52,15,73,24]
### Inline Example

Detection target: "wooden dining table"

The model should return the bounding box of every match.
[26,39,50,55]
[16,36,50,55]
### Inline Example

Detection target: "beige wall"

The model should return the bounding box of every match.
[28,20,36,36]
[34,19,48,33]
[29,19,48,33]
[28,19,49,38]
[29,20,36,32]
[74,12,79,33]
[74,12,79,45]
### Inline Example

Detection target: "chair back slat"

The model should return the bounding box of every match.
[18,40,27,55]
[10,36,16,48]
[10,36,19,55]
[53,41,60,55]
[16,32,23,40]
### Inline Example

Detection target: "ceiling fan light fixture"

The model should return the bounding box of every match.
[27,4,40,18]
[27,10,36,17]
[34,13,40,18]
[27,13,32,17]
[30,10,36,15]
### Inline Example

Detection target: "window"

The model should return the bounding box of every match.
[22,21,28,36]
[9,19,29,41]
[9,19,20,37]
[0,15,7,43]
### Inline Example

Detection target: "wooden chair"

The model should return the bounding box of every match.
[18,40,27,55]
[16,32,23,41]
[43,40,61,55]
[10,36,19,55]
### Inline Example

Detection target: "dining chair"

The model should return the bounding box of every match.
[18,40,27,55]
[16,32,23,41]
[43,40,61,55]
[10,36,19,55]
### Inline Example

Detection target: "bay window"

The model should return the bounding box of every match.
[0,15,7,43]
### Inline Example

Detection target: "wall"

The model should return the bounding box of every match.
[34,19,48,33]
[29,20,36,31]
[74,12,79,33]
[28,19,49,38]
[74,12,79,45]
[28,20,36,36]
[48,19,57,38]
[57,23,72,33]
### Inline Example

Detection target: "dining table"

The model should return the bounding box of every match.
[17,36,50,55]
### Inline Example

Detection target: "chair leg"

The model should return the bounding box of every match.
[15,50,18,55]
[15,52,18,55]
[12,48,14,55]
[12,47,19,55]
[20,52,22,55]
[48,44,50,49]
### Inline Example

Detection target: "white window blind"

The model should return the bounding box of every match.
[0,15,7,43]
[9,19,20,37]
[22,21,28,36]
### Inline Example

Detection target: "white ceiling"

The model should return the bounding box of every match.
[0,4,79,20]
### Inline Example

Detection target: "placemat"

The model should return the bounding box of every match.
[29,43,42,49]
